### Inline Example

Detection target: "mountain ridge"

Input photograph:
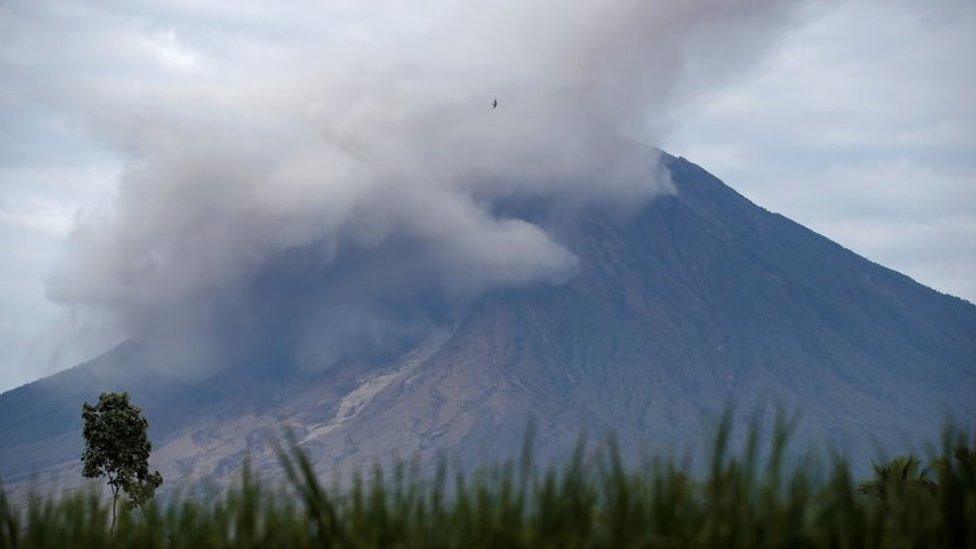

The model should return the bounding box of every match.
[2,152,974,492]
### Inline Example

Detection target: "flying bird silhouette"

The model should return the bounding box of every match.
[491,98,498,109]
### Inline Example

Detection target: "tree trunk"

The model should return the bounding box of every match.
[111,484,118,534]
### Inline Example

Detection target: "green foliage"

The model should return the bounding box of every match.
[1,418,974,548]
[856,455,937,501]
[80,392,162,527]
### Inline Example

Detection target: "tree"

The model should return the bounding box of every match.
[856,455,937,501]
[81,392,163,531]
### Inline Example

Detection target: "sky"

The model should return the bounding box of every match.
[665,0,976,304]
[0,0,973,392]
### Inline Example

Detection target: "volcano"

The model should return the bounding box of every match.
[2,152,974,490]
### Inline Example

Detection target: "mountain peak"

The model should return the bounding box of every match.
[2,152,974,492]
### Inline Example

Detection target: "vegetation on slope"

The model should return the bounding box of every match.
[1,412,974,548]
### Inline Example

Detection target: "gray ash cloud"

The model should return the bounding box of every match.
[31,0,808,373]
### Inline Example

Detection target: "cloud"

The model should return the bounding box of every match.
[1,0,810,378]
[665,0,976,301]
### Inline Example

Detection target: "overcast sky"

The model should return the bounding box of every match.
[0,0,973,392]
[665,0,976,305]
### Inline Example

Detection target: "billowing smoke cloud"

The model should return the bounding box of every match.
[29,0,808,374]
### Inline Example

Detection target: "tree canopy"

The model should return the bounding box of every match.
[81,392,162,529]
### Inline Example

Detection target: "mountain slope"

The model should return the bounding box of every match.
[2,152,974,489]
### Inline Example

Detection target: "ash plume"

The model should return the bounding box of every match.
[34,0,810,373]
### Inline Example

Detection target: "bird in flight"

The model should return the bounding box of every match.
[491,98,498,109]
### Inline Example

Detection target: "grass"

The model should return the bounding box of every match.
[1,411,975,548]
